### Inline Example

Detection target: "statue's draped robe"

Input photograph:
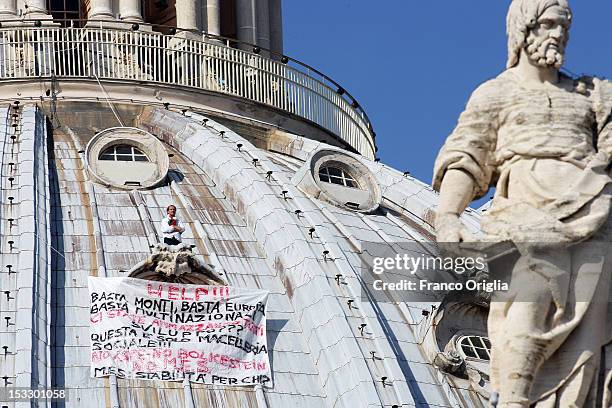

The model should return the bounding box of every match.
[433,71,612,407]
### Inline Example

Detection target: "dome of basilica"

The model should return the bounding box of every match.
[0,2,490,407]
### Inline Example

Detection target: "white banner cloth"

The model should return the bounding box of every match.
[88,276,271,386]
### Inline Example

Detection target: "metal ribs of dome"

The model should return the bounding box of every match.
[0,24,376,159]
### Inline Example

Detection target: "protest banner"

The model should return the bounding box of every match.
[88,276,271,386]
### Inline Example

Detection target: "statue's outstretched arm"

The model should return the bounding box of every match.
[436,169,476,242]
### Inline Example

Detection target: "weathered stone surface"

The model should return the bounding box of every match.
[433,1,612,406]
[128,244,225,285]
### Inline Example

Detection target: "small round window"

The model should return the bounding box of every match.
[303,149,381,213]
[86,127,169,190]
[458,335,491,361]
[99,145,149,162]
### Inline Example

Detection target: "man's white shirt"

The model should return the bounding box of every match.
[160,216,185,241]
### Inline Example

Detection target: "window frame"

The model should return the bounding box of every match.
[98,144,150,162]
[457,335,491,361]
[46,0,83,27]
[318,165,359,188]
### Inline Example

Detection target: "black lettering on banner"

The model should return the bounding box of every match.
[89,280,270,386]
[197,334,268,355]
[93,367,126,377]
[91,292,126,303]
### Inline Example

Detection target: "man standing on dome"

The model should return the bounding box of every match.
[433,0,612,406]
[160,204,186,246]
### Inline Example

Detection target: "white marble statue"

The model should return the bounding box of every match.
[433,0,612,406]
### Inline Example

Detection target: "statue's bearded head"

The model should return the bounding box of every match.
[506,0,572,69]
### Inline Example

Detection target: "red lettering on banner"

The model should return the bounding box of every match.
[147,284,163,298]
[168,286,179,300]
[144,285,232,301]
[152,348,172,358]
[107,309,126,319]
[195,287,208,300]
[91,311,146,325]
[166,286,195,301]
[243,318,264,336]
[181,288,193,300]
[163,357,180,369]
[129,314,145,324]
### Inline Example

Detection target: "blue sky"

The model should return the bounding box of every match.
[283,1,612,194]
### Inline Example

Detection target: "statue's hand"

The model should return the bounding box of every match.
[435,212,477,257]
[435,212,474,242]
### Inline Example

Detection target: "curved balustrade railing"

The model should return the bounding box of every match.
[0,26,376,158]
